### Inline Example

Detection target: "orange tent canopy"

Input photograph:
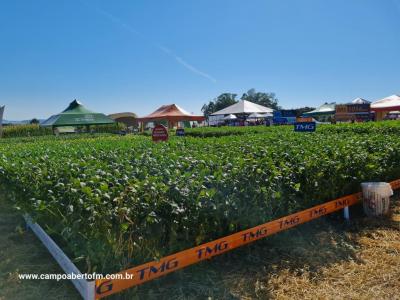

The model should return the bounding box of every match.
[136,104,205,122]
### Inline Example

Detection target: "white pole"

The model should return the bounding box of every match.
[343,206,350,220]
[0,105,4,138]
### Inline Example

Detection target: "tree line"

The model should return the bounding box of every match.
[201,89,315,118]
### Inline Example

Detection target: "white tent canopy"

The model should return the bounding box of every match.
[303,102,336,116]
[223,114,237,120]
[247,112,272,119]
[211,100,273,116]
[371,95,400,111]
[351,98,370,104]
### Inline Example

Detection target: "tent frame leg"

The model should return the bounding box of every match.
[343,206,350,220]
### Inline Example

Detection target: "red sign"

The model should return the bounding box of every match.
[152,124,168,142]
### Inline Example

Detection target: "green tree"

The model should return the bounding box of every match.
[293,107,315,117]
[241,88,280,110]
[201,93,238,118]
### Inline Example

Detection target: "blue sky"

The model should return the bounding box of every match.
[1,0,399,120]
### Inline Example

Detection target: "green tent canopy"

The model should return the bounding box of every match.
[41,100,115,127]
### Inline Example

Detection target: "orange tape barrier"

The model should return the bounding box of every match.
[95,179,400,299]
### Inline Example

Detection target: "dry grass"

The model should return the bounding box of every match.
[1,192,399,300]
[0,191,80,300]
[266,216,400,300]
[128,197,400,300]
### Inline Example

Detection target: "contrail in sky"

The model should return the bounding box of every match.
[80,0,217,83]
[390,0,400,17]
[394,0,400,17]
[156,45,217,83]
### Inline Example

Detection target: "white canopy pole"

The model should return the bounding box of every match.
[0,105,4,138]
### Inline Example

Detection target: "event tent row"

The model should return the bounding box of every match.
[41,101,205,130]
[304,95,400,120]
[303,98,371,117]
[40,99,275,130]
[38,93,400,130]
[39,99,208,131]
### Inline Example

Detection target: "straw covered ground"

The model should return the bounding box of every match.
[0,193,399,300]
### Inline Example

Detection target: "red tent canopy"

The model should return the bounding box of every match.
[371,95,400,112]
[137,104,205,123]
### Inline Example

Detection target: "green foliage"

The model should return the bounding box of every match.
[2,124,52,138]
[185,126,279,137]
[1,123,126,138]
[186,121,400,138]
[201,93,238,118]
[318,121,400,134]
[241,88,280,110]
[293,106,316,117]
[89,122,126,133]
[1,122,400,275]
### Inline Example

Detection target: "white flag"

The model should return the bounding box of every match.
[0,106,4,138]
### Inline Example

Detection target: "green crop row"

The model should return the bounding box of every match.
[5,121,400,139]
[1,124,53,138]
[140,126,278,138]
[183,126,277,137]
[184,121,400,137]
[319,121,400,134]
[1,123,126,138]
[1,124,400,275]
